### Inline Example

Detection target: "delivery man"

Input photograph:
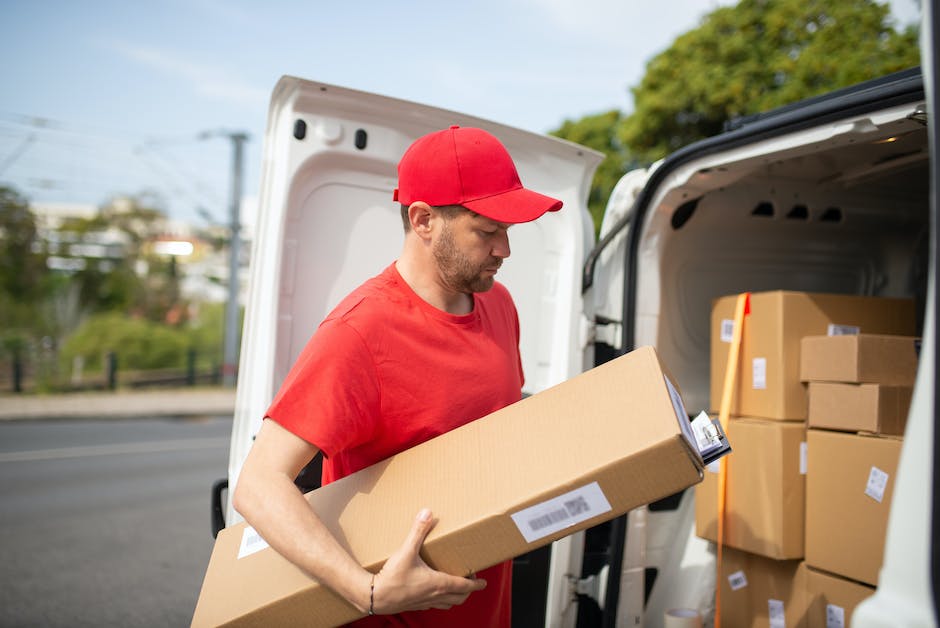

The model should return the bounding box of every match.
[233,125,563,626]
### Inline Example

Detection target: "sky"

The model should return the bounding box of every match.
[0,0,922,230]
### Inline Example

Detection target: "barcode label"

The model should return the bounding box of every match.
[752,357,767,389]
[826,604,846,628]
[720,319,735,343]
[728,570,748,591]
[865,466,890,503]
[237,525,270,559]
[768,598,786,628]
[511,482,612,544]
[828,324,860,336]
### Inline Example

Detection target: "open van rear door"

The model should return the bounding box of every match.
[853,3,938,625]
[223,77,604,626]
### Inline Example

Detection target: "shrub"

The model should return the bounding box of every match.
[60,313,189,372]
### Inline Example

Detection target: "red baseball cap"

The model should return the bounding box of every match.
[393,125,563,224]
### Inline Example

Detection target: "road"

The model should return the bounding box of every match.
[0,415,231,627]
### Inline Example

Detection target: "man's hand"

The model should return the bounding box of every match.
[371,508,487,614]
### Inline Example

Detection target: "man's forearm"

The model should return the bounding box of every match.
[232,464,373,612]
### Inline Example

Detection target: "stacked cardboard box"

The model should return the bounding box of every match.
[801,334,918,436]
[709,291,915,420]
[698,291,916,626]
[801,333,918,589]
[803,565,876,628]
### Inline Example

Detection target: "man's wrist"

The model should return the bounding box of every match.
[368,572,376,615]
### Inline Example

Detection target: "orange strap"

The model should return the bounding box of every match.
[715,292,749,628]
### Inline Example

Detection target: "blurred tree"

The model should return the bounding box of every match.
[0,186,49,325]
[551,110,636,234]
[0,186,52,371]
[60,193,186,324]
[620,0,920,164]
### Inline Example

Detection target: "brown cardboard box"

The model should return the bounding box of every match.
[799,334,920,385]
[718,547,807,628]
[192,346,706,628]
[696,418,806,559]
[807,382,912,436]
[804,565,875,628]
[710,291,915,420]
[805,429,902,586]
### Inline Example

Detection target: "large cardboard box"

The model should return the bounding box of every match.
[804,565,875,628]
[805,429,902,586]
[696,418,806,559]
[807,382,912,436]
[710,291,915,420]
[718,547,807,628]
[799,334,919,385]
[192,346,708,627]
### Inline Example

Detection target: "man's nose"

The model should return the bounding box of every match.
[492,230,511,259]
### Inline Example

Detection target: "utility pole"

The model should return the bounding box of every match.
[200,129,250,388]
[222,132,249,387]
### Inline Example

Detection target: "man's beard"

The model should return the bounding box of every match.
[433,222,501,294]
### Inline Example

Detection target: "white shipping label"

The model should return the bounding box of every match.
[828,324,860,336]
[237,525,270,559]
[727,570,748,591]
[865,466,890,503]
[720,319,735,343]
[768,599,786,628]
[691,411,722,455]
[826,604,846,628]
[800,442,808,475]
[511,482,612,544]
[752,357,767,390]
[664,375,688,424]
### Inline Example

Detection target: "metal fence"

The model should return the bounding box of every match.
[0,350,222,394]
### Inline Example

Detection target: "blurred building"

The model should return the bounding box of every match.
[29,198,251,306]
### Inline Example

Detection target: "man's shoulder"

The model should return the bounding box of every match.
[325,264,404,322]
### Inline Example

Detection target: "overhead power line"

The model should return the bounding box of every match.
[0,110,235,217]
[0,132,36,176]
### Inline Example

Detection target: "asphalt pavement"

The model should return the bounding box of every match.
[0,415,231,627]
[0,387,236,421]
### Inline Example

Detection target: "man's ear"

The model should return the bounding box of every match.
[408,202,433,239]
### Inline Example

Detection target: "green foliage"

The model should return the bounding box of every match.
[0,186,233,390]
[60,313,190,371]
[0,187,51,331]
[620,0,920,164]
[57,302,228,378]
[184,301,226,369]
[551,110,636,235]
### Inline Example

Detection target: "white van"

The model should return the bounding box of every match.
[211,39,936,628]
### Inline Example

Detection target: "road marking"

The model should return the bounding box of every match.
[0,436,229,462]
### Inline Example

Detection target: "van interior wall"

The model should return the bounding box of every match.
[650,159,929,415]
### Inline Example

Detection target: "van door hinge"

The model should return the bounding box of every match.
[567,564,610,610]
[593,315,622,349]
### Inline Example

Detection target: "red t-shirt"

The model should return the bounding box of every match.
[265,263,523,628]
